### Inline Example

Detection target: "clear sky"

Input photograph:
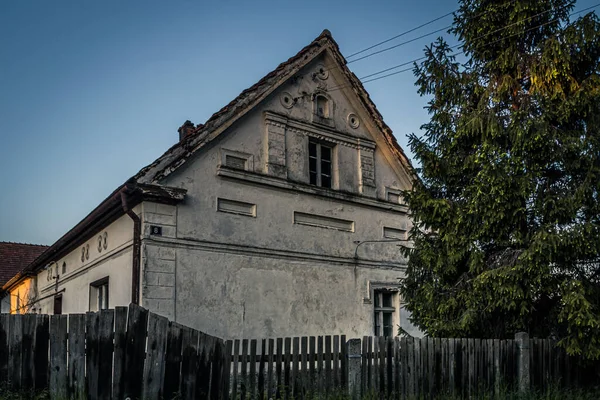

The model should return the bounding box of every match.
[0,0,597,245]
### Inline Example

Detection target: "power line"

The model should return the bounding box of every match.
[346,11,455,59]
[327,3,600,92]
[349,0,573,68]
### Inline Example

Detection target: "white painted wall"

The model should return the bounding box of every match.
[32,213,136,314]
[140,52,420,339]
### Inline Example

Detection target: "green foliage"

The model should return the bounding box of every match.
[401,0,600,359]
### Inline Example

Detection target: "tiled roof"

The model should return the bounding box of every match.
[0,242,48,287]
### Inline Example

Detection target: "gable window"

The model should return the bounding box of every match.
[309,140,333,188]
[316,95,330,119]
[374,290,396,337]
[90,277,109,311]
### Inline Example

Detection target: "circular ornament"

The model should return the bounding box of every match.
[315,64,329,80]
[347,113,360,129]
[280,92,294,109]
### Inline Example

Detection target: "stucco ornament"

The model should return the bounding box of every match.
[347,113,360,129]
[280,92,294,109]
[314,63,329,80]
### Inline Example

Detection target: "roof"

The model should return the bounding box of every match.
[0,242,48,287]
[135,29,416,185]
[3,181,186,291]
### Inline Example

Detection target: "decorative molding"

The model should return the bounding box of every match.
[217,166,408,214]
[293,212,354,232]
[144,235,408,271]
[264,111,376,151]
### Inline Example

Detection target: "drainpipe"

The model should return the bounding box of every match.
[121,190,141,305]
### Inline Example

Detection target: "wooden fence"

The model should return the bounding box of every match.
[0,306,598,399]
[223,335,599,399]
[0,304,225,400]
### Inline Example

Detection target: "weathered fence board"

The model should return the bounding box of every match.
[49,314,67,400]
[68,314,86,399]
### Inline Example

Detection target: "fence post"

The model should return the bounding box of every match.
[515,332,530,393]
[346,339,362,400]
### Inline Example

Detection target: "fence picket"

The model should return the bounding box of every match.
[9,314,23,389]
[124,304,148,400]
[68,314,86,399]
[284,337,292,399]
[163,323,184,400]
[86,312,100,400]
[301,336,308,395]
[333,335,340,389]
[325,335,332,393]
[340,334,347,392]
[21,314,36,389]
[0,314,8,385]
[232,339,240,400]
[249,339,257,400]
[292,337,299,397]
[240,339,249,400]
[309,336,316,395]
[143,312,168,400]
[180,327,199,400]
[49,315,67,400]
[267,338,275,398]
[34,314,49,391]
[112,306,128,400]
[258,339,266,399]
[276,338,283,399]
[98,309,115,400]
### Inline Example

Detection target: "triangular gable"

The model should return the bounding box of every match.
[134,29,416,185]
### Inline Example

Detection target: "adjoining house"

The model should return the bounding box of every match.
[0,242,48,313]
[3,30,419,339]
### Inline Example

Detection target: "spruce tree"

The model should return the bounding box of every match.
[402,0,600,358]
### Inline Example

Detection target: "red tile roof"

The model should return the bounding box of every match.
[0,242,48,287]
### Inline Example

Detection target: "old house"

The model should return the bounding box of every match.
[0,242,48,313]
[3,30,418,338]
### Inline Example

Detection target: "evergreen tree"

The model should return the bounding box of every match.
[401,0,600,358]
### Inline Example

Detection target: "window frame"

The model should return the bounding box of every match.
[373,290,396,337]
[90,277,109,311]
[308,139,334,189]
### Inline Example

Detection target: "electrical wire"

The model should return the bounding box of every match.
[326,3,600,92]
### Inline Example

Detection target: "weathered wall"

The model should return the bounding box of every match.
[140,52,419,338]
[34,212,136,314]
[8,278,36,314]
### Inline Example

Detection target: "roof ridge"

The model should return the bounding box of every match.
[0,241,49,247]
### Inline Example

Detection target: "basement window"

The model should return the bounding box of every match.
[374,290,396,337]
[90,277,109,311]
[309,140,333,188]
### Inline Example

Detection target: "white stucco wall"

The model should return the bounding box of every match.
[139,52,420,339]
[33,212,136,314]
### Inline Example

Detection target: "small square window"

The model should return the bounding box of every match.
[90,277,109,311]
[309,139,333,189]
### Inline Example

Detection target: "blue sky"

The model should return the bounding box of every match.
[0,0,597,245]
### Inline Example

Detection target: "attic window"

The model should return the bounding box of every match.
[316,95,330,119]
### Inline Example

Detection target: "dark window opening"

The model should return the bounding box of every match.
[308,140,333,188]
[225,154,247,170]
[54,295,63,315]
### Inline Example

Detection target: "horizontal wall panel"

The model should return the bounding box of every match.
[383,227,406,240]
[217,198,256,217]
[293,212,354,232]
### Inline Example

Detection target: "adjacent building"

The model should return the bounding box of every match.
[3,30,419,338]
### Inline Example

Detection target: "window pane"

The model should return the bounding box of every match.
[309,141,317,157]
[321,145,331,161]
[309,156,317,173]
[374,293,380,307]
[383,293,393,308]
[321,175,331,188]
[321,159,331,176]
[383,312,393,337]
[310,171,317,185]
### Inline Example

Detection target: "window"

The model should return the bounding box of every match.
[53,295,63,315]
[61,262,66,275]
[90,277,109,311]
[374,290,396,337]
[309,140,333,188]
[316,95,330,118]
